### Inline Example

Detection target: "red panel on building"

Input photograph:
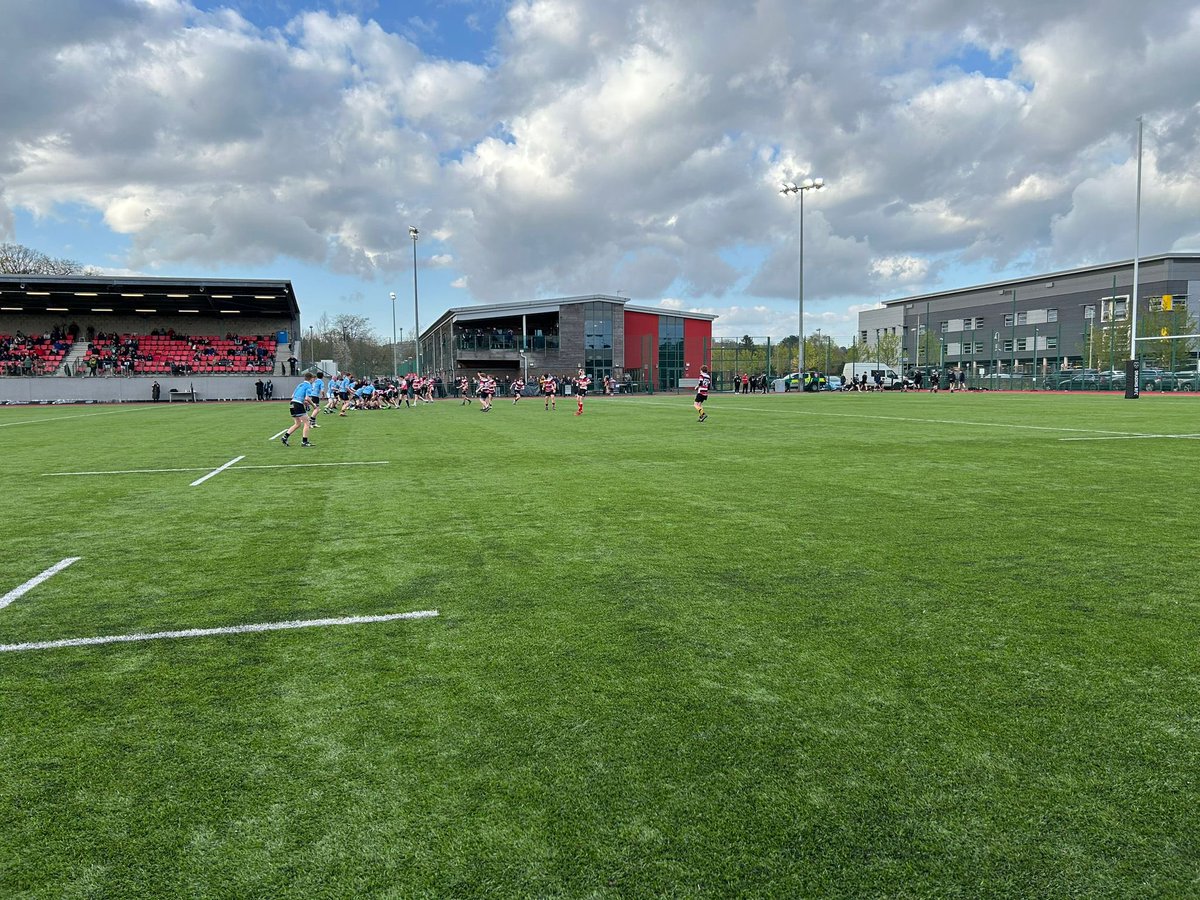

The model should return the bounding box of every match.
[623,310,659,374]
[683,316,711,374]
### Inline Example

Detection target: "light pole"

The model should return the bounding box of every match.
[308,325,314,369]
[389,291,397,377]
[780,176,825,373]
[409,226,421,377]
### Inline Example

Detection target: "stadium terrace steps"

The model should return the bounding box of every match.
[57,340,90,377]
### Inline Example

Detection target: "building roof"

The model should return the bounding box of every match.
[0,273,300,319]
[881,252,1200,308]
[421,294,716,337]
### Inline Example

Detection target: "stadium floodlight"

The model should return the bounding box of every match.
[409,227,421,377]
[779,175,826,372]
[390,291,398,377]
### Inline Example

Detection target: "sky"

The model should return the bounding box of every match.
[2,0,1199,344]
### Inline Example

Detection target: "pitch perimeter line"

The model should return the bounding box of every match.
[643,400,1157,439]
[0,405,186,429]
[0,557,81,611]
[190,455,246,486]
[41,461,391,477]
[268,429,288,441]
[0,609,440,654]
[1059,433,1200,442]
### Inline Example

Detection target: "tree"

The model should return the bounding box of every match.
[874,332,901,366]
[0,242,93,275]
[739,334,756,351]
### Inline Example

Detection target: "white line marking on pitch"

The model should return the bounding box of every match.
[41,461,390,477]
[0,609,439,654]
[190,455,246,486]
[645,401,1157,438]
[1059,433,1200,442]
[268,429,288,441]
[0,557,81,611]
[234,461,390,471]
[42,466,214,476]
[0,406,183,429]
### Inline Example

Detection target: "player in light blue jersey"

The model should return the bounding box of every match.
[308,374,325,428]
[281,373,316,447]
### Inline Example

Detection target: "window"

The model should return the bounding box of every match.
[939,321,949,333]
[1017,311,1028,326]
[974,317,985,329]
[1084,304,1096,320]
[1003,339,1014,352]
[961,342,972,355]
[963,319,974,331]
[1046,336,1058,350]
[584,302,615,380]
[974,342,985,354]
[1003,314,1014,327]
[1016,337,1029,352]
[1101,296,1128,322]
[1047,308,1058,323]
[658,316,684,391]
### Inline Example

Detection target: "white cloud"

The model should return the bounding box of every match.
[1,0,1199,334]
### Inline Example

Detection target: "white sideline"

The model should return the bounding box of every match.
[0,405,184,429]
[645,400,1158,439]
[268,428,288,441]
[190,455,246,486]
[0,609,439,654]
[1059,433,1200,442]
[0,557,81,611]
[42,461,390,477]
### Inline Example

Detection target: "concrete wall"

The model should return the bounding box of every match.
[0,375,279,403]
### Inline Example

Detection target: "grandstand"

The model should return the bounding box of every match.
[0,274,300,402]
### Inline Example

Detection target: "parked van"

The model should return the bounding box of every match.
[842,362,904,389]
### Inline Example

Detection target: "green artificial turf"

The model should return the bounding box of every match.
[1,392,1198,898]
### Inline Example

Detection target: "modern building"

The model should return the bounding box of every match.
[420,294,717,390]
[858,253,1200,374]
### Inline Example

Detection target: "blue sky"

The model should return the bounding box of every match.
[3,0,1198,344]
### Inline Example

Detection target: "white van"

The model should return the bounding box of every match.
[843,362,904,389]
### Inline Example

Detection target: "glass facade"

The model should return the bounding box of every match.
[658,315,684,390]
[583,302,614,380]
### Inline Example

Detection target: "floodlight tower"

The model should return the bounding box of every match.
[779,177,825,373]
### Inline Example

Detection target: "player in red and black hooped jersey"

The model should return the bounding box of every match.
[478,372,496,411]
[457,375,472,405]
[512,377,525,404]
[574,368,591,416]
[694,365,711,422]
[542,374,557,411]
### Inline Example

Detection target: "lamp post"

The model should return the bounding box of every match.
[389,291,397,377]
[780,176,825,373]
[409,226,421,377]
[308,325,314,369]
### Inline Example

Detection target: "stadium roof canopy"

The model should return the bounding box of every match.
[0,273,299,319]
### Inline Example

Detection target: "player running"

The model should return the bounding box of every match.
[694,365,711,422]
[457,376,472,405]
[574,368,591,416]
[478,372,496,411]
[542,373,558,411]
[511,377,525,404]
[281,372,317,447]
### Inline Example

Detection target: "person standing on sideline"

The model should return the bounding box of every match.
[264,378,274,399]
[958,368,966,392]
[255,378,265,401]
[543,373,558,411]
[151,381,161,402]
[281,373,316,447]
[694,365,711,422]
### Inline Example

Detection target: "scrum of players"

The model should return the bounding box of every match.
[285,367,635,446]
